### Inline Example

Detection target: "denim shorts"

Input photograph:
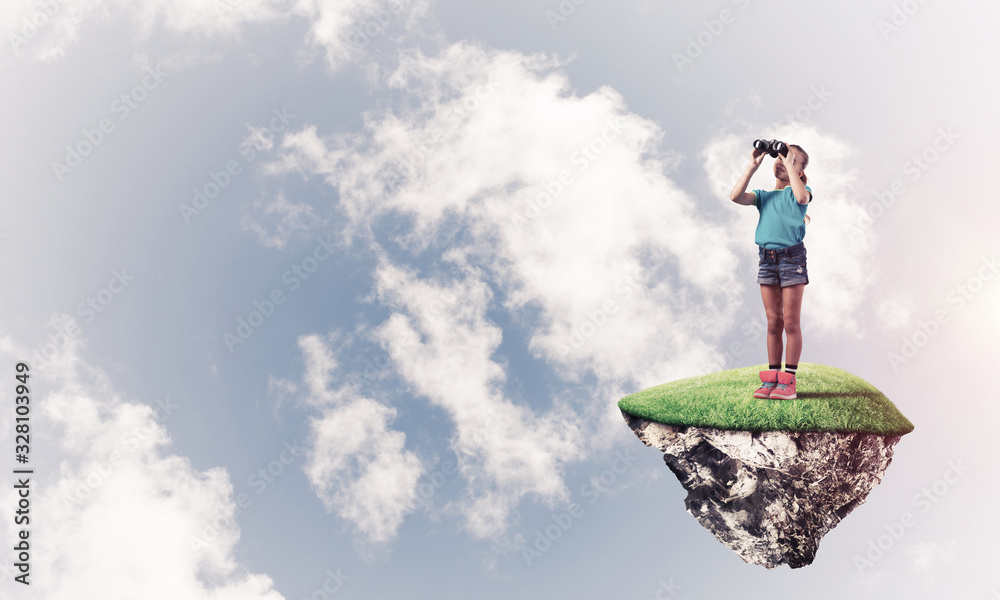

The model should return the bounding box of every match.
[757,242,809,287]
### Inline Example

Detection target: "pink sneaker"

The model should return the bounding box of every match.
[769,372,797,400]
[753,370,778,398]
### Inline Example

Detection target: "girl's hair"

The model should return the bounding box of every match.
[789,144,808,185]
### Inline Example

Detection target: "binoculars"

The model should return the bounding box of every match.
[753,139,788,158]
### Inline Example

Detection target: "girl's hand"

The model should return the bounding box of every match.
[776,152,798,174]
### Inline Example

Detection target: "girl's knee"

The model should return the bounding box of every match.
[783,320,801,336]
[767,316,784,334]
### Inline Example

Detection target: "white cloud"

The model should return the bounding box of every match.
[1,0,423,68]
[266,374,297,419]
[906,541,956,588]
[298,332,340,403]
[243,124,279,154]
[241,192,321,250]
[269,41,745,387]
[1,0,292,61]
[877,293,916,330]
[288,333,425,549]
[0,320,285,599]
[373,260,582,539]
[304,397,424,549]
[292,0,430,72]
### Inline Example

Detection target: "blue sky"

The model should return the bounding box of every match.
[1,0,998,598]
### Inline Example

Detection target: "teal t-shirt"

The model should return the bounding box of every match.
[753,185,812,249]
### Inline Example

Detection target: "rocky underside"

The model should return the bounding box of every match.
[623,412,900,569]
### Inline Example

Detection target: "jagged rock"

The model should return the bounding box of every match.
[622,412,900,569]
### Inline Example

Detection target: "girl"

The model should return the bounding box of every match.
[729,143,811,400]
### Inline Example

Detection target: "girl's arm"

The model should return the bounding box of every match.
[778,153,810,204]
[730,149,765,205]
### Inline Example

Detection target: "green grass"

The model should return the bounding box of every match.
[618,363,914,436]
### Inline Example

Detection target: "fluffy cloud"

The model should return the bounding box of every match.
[1,0,425,67]
[284,333,425,548]
[0,321,285,599]
[372,260,582,539]
[1,0,291,61]
[241,192,321,250]
[292,0,430,71]
[905,541,956,588]
[268,41,745,386]
[304,397,423,548]
[876,293,916,330]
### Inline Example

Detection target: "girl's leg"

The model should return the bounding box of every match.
[781,283,805,365]
[760,284,783,365]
